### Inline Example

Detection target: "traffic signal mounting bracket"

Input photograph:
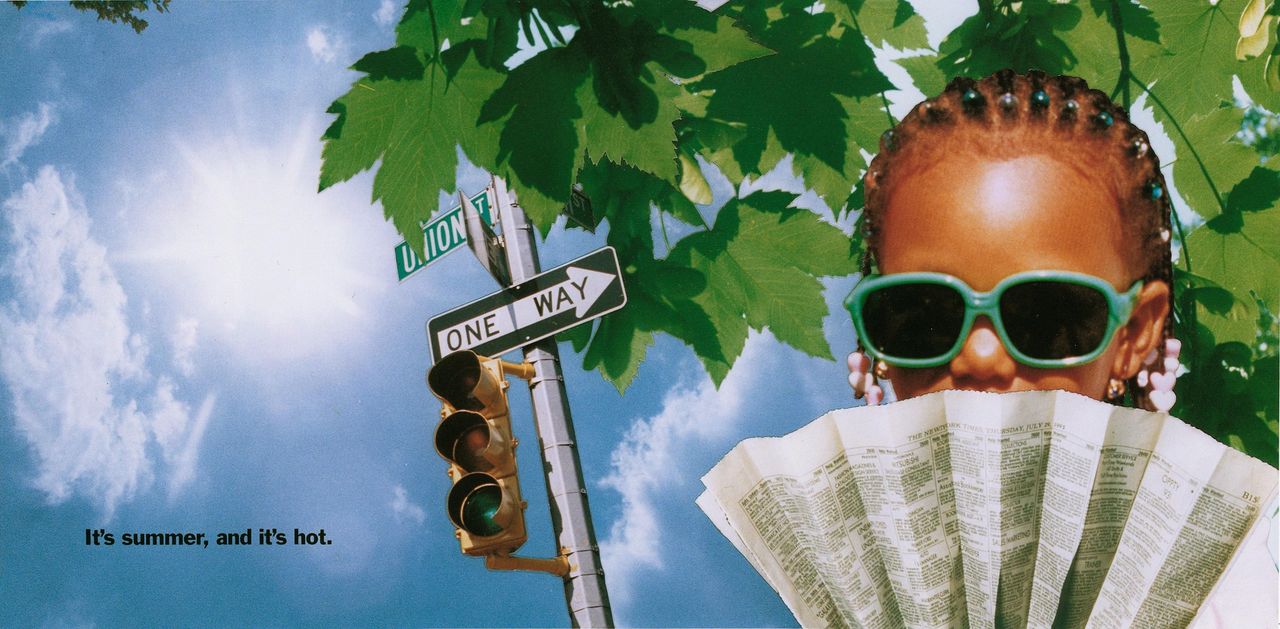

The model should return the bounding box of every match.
[484,546,572,577]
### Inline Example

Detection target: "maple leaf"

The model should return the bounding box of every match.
[1137,0,1254,123]
[830,0,929,50]
[667,191,858,384]
[319,51,503,257]
[691,11,891,212]
[476,1,768,232]
[1168,105,1261,220]
[934,0,1082,79]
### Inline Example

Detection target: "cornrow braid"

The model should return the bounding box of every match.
[860,69,1175,410]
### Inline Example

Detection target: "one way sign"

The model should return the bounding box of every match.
[426,246,627,363]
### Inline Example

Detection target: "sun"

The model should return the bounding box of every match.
[119,116,386,363]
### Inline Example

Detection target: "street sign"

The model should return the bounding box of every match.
[461,190,510,286]
[394,189,495,282]
[427,246,627,363]
[564,185,598,232]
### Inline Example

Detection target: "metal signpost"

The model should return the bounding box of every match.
[423,177,616,627]
[394,189,495,282]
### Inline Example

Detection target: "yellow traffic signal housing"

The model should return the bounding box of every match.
[427,350,534,556]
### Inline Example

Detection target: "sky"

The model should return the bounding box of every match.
[0,1,1167,627]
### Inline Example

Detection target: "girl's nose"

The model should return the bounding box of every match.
[948,319,1017,387]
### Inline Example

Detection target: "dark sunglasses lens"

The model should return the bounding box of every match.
[862,283,965,359]
[1000,281,1110,359]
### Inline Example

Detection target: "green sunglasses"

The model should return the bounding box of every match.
[845,270,1143,369]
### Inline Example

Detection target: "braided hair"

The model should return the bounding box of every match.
[860,69,1174,409]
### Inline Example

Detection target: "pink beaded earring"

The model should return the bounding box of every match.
[847,351,884,406]
[1138,338,1181,412]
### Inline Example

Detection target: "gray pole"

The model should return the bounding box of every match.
[494,176,614,628]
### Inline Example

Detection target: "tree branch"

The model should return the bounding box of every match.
[1109,0,1132,109]
[1131,74,1228,218]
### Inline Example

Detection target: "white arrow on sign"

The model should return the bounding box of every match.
[434,266,617,355]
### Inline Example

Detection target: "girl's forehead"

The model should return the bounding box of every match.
[877,153,1132,290]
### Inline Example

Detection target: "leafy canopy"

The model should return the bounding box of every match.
[7,0,171,33]
[321,0,1279,464]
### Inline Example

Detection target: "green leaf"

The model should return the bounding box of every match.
[474,0,773,232]
[935,1,1082,79]
[579,157,700,240]
[635,0,774,76]
[896,54,947,100]
[692,12,891,211]
[1169,105,1260,220]
[582,306,653,393]
[831,0,929,50]
[561,320,592,354]
[571,157,723,389]
[1185,207,1280,345]
[477,46,590,229]
[1093,0,1160,44]
[1214,341,1255,395]
[667,191,858,384]
[319,55,504,257]
[1226,165,1280,212]
[1138,0,1253,123]
[1058,0,1162,106]
[352,46,425,81]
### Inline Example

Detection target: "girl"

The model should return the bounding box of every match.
[845,69,1178,413]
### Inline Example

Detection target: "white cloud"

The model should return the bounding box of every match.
[150,378,216,499]
[598,336,771,606]
[373,0,398,27]
[23,18,74,48]
[306,26,346,64]
[389,484,426,525]
[170,316,199,376]
[1,102,56,168]
[0,166,213,519]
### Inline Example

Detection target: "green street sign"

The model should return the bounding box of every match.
[394,189,495,282]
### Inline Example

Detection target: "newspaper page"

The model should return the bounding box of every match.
[1187,492,1279,628]
[1085,419,1256,627]
[1050,405,1166,628]
[700,392,966,628]
[1019,393,1114,627]
[699,389,1279,628]
[1128,446,1278,627]
[700,409,891,627]
[833,393,961,628]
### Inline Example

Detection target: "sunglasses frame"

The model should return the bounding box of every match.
[845,270,1143,369]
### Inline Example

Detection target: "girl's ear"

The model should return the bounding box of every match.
[1111,280,1171,379]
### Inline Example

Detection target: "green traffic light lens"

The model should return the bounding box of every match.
[461,484,504,537]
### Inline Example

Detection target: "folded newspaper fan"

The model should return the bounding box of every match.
[698,390,1278,629]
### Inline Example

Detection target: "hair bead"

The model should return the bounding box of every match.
[1031,90,1050,108]
[880,129,896,152]
[925,105,950,124]
[1130,138,1149,158]
[998,93,1017,110]
[961,88,985,115]
[1092,110,1114,130]
[1061,99,1079,122]
[1146,180,1164,200]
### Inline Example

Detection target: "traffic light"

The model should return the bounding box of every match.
[427,350,534,556]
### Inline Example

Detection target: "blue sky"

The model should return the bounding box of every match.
[0,1,1129,626]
